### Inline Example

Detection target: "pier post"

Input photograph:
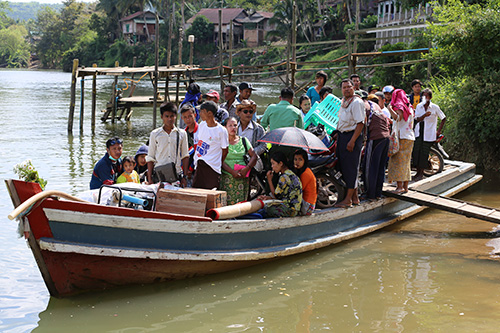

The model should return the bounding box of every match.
[229,21,233,83]
[91,67,97,133]
[153,13,159,129]
[167,7,173,68]
[112,61,119,124]
[79,77,84,131]
[291,3,297,89]
[68,58,78,134]
[347,30,354,76]
[218,9,224,93]
[178,27,183,65]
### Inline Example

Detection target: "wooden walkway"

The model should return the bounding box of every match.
[382,187,500,224]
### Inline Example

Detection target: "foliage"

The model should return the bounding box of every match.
[0,24,30,67]
[427,0,500,78]
[6,2,62,21]
[185,15,214,43]
[13,160,47,190]
[429,72,500,170]
[425,0,500,169]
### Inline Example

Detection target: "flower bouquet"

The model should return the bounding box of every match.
[13,160,47,190]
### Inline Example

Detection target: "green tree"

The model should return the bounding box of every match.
[185,15,213,43]
[0,25,30,67]
[426,0,500,169]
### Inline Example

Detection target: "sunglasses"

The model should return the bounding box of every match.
[242,109,254,114]
[108,138,123,146]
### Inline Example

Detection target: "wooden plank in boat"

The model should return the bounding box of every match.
[178,188,227,210]
[156,189,207,217]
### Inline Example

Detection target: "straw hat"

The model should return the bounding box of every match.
[236,99,257,111]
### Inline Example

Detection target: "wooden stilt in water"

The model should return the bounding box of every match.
[68,58,78,134]
[91,68,97,133]
[79,77,84,131]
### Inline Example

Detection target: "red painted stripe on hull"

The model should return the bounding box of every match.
[40,250,268,297]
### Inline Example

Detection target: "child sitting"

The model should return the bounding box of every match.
[293,149,317,215]
[116,156,140,184]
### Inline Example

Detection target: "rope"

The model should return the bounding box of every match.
[8,190,89,220]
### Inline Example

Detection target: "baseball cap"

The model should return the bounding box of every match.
[355,90,368,99]
[202,89,220,101]
[382,85,395,93]
[368,84,380,92]
[239,82,256,91]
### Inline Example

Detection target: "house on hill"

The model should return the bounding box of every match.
[234,11,275,47]
[120,10,164,44]
[185,8,274,48]
[375,0,432,49]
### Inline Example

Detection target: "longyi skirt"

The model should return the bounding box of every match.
[388,139,414,183]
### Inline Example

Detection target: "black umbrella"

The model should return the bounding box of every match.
[258,127,328,152]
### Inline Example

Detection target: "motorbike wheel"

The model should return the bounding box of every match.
[248,172,266,201]
[315,173,346,209]
[423,147,444,177]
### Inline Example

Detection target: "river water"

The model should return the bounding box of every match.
[1,70,500,332]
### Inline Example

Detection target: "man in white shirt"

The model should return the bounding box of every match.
[146,102,189,187]
[412,88,447,180]
[335,78,366,208]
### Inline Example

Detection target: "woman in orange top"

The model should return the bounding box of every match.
[294,149,317,215]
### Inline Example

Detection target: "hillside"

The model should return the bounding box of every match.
[6,1,62,21]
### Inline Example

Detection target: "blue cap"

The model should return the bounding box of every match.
[135,144,148,157]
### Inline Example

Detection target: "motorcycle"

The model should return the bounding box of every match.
[248,124,347,209]
[423,134,448,177]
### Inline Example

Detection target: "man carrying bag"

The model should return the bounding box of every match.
[146,102,189,187]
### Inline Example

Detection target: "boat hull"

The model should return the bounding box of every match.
[6,160,481,297]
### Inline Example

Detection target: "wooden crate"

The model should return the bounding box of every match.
[156,189,207,217]
[178,188,227,210]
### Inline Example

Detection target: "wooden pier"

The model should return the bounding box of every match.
[383,185,500,225]
[68,61,197,133]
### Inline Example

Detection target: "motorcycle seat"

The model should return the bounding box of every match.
[308,154,334,168]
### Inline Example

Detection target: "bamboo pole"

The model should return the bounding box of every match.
[112,61,119,124]
[347,30,354,76]
[68,58,78,134]
[218,9,224,93]
[291,2,297,89]
[167,8,173,68]
[91,72,96,132]
[229,21,233,82]
[178,27,183,65]
[79,77,84,131]
[153,13,159,129]
[354,0,360,53]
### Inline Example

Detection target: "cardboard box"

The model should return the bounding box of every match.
[178,188,227,210]
[156,189,207,217]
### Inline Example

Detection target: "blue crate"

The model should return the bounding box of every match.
[303,94,342,134]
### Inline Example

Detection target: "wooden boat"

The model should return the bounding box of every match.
[5,160,481,297]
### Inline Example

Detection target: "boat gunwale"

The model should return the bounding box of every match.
[41,160,478,235]
[37,173,483,261]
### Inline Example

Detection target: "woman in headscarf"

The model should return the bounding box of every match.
[387,89,415,194]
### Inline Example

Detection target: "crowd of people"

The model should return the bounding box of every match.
[90,73,446,216]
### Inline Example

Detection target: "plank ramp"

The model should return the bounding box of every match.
[382,187,500,224]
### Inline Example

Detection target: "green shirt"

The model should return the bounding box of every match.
[260,100,304,131]
[222,137,252,175]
